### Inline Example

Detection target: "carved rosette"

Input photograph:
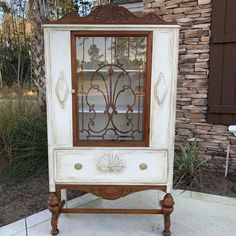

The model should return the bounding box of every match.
[154,72,168,107]
[55,71,69,109]
[97,154,125,173]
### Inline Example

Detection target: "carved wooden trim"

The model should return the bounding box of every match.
[160,193,175,236]
[48,192,65,235]
[56,184,166,200]
[46,5,174,25]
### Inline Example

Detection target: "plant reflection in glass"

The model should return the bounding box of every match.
[76,36,147,141]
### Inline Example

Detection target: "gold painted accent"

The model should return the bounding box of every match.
[139,163,148,170]
[74,163,83,170]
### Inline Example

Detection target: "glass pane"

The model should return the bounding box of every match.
[76,35,147,141]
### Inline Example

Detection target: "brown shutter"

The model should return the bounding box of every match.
[208,0,236,125]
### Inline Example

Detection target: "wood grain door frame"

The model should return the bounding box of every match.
[71,31,153,147]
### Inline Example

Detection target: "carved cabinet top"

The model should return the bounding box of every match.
[45,4,175,25]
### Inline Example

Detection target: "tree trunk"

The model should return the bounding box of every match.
[30,0,102,110]
[0,65,3,91]
[31,0,47,111]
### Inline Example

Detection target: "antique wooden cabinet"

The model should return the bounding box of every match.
[44,5,179,236]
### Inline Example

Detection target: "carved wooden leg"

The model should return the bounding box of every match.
[48,192,60,235]
[161,193,174,236]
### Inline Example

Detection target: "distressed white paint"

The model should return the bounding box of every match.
[44,24,179,193]
[60,189,68,207]
[44,29,55,192]
[49,31,72,147]
[54,149,167,185]
[150,30,176,148]
[167,29,180,192]
[43,24,179,30]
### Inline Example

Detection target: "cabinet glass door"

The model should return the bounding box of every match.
[72,32,152,146]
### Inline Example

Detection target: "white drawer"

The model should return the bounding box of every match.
[54,149,168,185]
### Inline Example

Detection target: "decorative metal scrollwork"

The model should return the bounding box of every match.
[55,71,69,109]
[154,72,168,107]
[97,154,125,173]
[79,60,144,140]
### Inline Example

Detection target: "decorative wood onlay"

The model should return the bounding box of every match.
[154,72,168,107]
[46,5,173,25]
[97,154,125,173]
[56,185,167,200]
[55,71,69,109]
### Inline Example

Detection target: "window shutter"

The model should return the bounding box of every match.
[208,0,236,125]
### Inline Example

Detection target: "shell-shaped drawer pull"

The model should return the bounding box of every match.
[139,163,148,170]
[74,163,83,170]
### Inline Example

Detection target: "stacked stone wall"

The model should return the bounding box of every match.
[144,0,236,172]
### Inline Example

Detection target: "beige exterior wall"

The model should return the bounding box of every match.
[144,0,236,172]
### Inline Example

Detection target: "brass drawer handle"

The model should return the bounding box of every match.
[139,163,148,170]
[74,163,83,170]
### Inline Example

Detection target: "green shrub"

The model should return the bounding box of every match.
[174,139,205,187]
[0,96,47,180]
[0,83,37,100]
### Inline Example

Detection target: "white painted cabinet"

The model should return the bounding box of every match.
[44,5,179,236]
[44,26,179,191]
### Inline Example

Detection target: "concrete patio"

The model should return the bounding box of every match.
[1,190,236,236]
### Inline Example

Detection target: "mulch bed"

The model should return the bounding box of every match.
[0,174,82,227]
[174,169,236,198]
[0,170,235,228]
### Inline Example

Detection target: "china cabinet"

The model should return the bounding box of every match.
[44,4,179,236]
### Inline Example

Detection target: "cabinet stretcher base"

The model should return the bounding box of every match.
[48,185,174,236]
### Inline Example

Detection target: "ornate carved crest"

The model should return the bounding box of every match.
[46,5,173,25]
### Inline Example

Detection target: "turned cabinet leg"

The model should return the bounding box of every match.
[48,192,60,235]
[161,193,174,236]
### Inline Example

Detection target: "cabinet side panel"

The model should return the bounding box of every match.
[150,30,174,148]
[45,29,55,191]
[167,29,179,192]
[49,31,73,147]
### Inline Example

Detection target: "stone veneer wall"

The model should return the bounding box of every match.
[144,0,236,172]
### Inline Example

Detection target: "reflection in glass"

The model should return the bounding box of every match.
[76,36,147,141]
